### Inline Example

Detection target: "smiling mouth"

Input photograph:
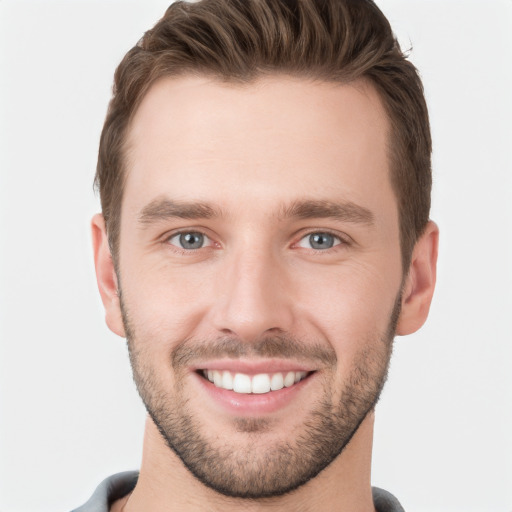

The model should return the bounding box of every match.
[198,369,313,394]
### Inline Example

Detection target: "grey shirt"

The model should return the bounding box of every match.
[72,471,405,512]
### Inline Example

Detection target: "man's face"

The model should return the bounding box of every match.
[114,76,403,497]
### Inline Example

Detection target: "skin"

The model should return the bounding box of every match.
[92,75,438,511]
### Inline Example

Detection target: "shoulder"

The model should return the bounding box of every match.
[372,487,405,512]
[71,471,139,512]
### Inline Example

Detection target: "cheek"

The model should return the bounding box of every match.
[119,256,218,342]
[291,260,401,354]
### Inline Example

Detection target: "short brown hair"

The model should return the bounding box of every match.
[96,0,431,271]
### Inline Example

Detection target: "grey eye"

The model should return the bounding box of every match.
[298,232,341,250]
[168,231,209,250]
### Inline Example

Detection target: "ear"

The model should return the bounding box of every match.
[396,221,439,335]
[91,213,126,337]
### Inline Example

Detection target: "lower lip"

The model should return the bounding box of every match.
[192,372,315,416]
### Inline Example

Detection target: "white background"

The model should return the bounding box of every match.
[1,1,511,511]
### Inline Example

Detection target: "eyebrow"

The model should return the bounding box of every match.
[279,199,374,225]
[138,198,222,225]
[137,197,374,226]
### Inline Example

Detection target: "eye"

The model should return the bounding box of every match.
[167,231,212,250]
[297,232,342,250]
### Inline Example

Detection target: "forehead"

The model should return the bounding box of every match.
[123,75,393,220]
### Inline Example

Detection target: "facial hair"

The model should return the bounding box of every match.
[121,294,400,499]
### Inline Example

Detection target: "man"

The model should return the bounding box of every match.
[76,0,438,510]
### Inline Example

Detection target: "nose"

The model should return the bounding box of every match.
[210,246,294,342]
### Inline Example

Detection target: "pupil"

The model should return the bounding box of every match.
[310,233,334,249]
[180,232,203,249]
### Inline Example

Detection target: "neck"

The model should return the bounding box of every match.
[114,413,376,512]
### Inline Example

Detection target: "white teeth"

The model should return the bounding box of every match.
[270,373,284,391]
[284,371,295,387]
[222,370,233,390]
[251,374,271,394]
[233,373,252,393]
[294,371,306,383]
[213,370,223,387]
[203,369,309,394]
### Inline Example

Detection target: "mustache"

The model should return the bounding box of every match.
[171,333,337,370]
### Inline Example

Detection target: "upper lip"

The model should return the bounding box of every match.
[192,358,317,375]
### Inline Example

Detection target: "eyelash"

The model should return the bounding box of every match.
[295,230,349,253]
[163,229,351,254]
[164,230,215,255]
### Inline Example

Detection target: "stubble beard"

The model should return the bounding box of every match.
[121,296,400,500]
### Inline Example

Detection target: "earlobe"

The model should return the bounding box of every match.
[396,221,439,336]
[91,213,126,338]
